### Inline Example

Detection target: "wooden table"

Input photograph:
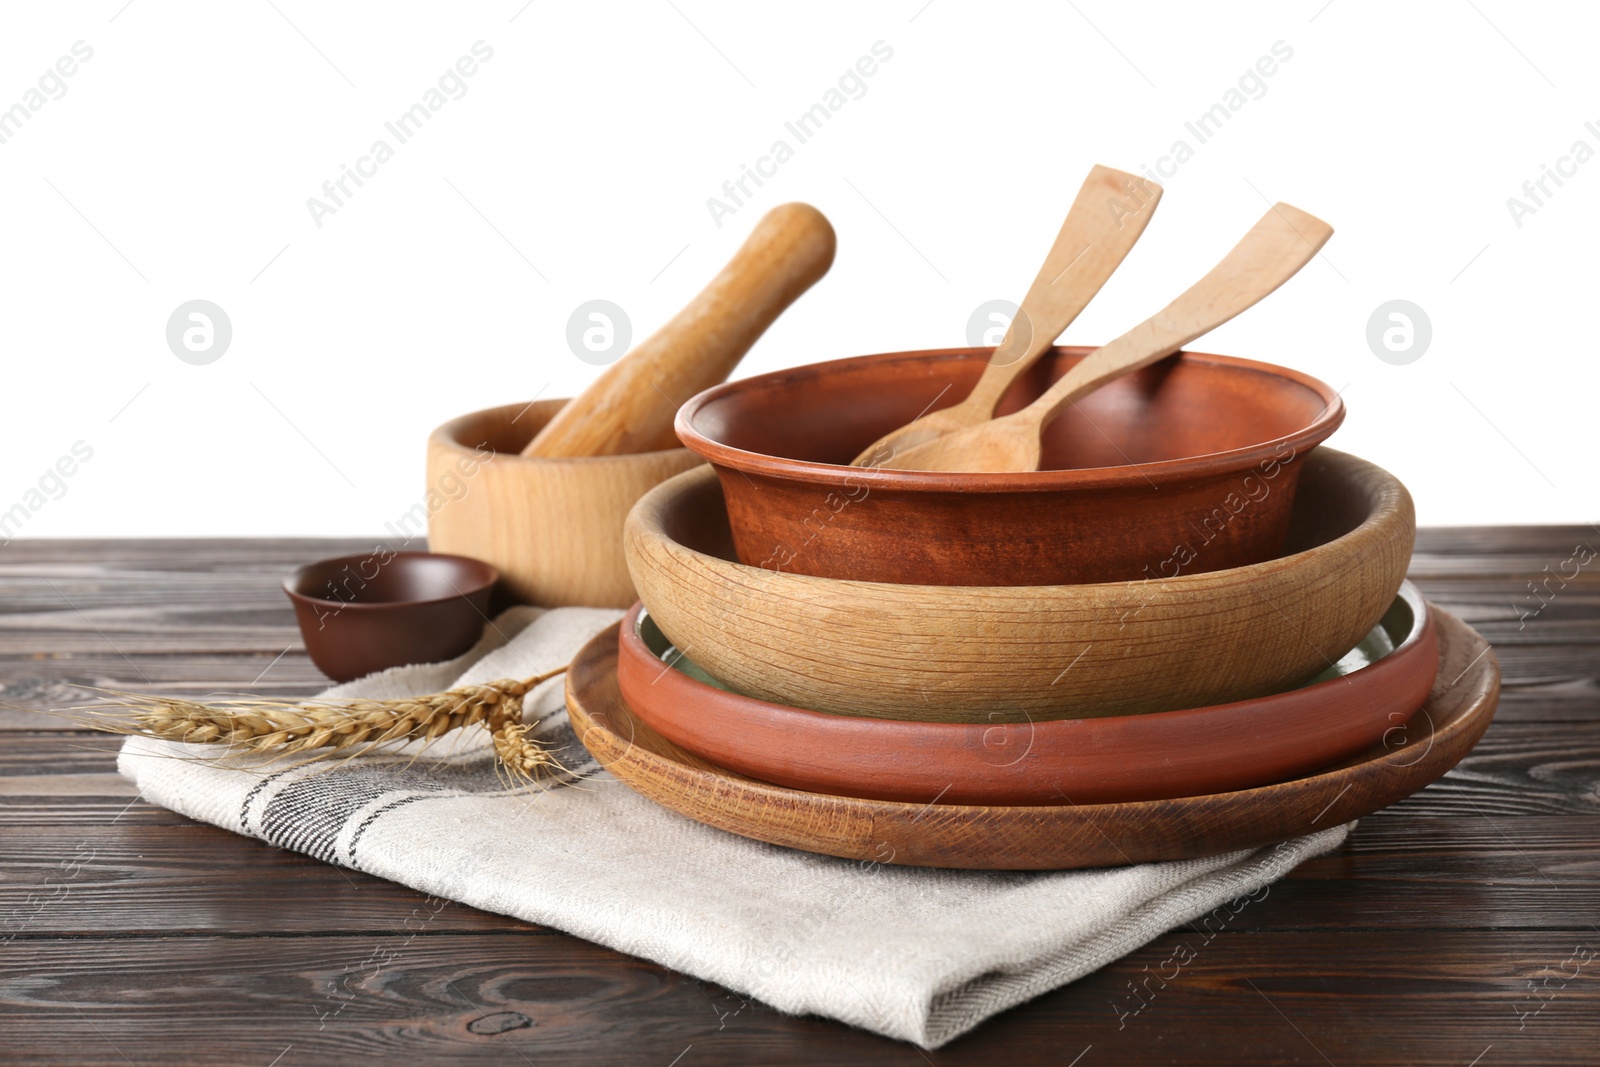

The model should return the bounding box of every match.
[1,532,1596,1065]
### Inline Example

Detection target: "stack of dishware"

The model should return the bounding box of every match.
[557,169,1500,869]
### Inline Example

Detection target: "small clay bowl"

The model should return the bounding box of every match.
[616,583,1438,804]
[284,551,498,682]
[674,346,1345,585]
[426,400,702,608]
[624,447,1415,721]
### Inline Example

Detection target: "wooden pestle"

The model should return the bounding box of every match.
[522,202,837,457]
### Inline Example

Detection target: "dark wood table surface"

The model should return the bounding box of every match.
[1,531,1596,1066]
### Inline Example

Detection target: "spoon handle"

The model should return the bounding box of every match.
[962,165,1163,415]
[1021,202,1333,432]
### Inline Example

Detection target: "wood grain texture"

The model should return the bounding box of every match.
[881,203,1335,472]
[523,202,836,458]
[6,716,1595,825]
[0,537,370,726]
[0,815,540,936]
[5,794,1597,935]
[3,932,1596,1066]
[626,448,1415,720]
[0,534,1596,1063]
[426,399,703,608]
[851,166,1162,465]
[568,604,1497,869]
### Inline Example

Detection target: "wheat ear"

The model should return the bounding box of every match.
[69,666,568,782]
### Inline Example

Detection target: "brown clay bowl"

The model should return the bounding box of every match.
[616,584,1438,804]
[624,447,1415,722]
[426,400,703,608]
[284,551,498,683]
[673,346,1345,585]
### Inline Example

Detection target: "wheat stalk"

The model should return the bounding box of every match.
[67,666,569,783]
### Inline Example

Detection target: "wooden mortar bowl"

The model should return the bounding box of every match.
[624,447,1415,721]
[674,347,1345,585]
[427,400,702,608]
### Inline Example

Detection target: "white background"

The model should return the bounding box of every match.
[1,0,1595,537]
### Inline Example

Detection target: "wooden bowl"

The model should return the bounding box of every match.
[426,400,703,608]
[674,347,1345,585]
[624,447,1415,721]
[283,551,498,683]
[615,583,1438,804]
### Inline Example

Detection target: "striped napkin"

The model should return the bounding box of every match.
[118,605,1351,1049]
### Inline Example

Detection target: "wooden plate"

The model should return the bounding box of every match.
[567,604,1499,869]
[615,584,1440,805]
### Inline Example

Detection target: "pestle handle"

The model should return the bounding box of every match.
[522,202,837,457]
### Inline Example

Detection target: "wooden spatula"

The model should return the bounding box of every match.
[523,202,836,457]
[851,165,1162,466]
[875,202,1333,473]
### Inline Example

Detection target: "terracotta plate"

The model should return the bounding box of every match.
[567,604,1498,869]
[614,582,1439,805]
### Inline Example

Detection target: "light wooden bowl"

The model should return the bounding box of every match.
[624,447,1415,721]
[428,400,703,608]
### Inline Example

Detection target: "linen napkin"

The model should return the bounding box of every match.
[117,606,1352,1049]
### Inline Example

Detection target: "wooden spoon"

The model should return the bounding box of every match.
[875,202,1333,473]
[523,202,835,458]
[851,165,1161,466]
